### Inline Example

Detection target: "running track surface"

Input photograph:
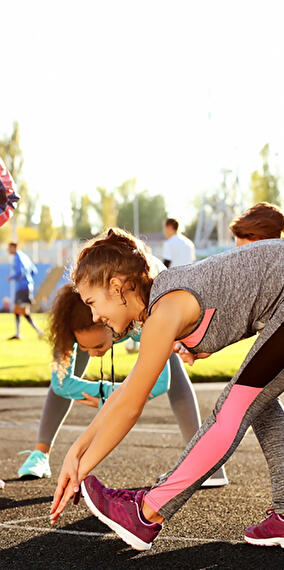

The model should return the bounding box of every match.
[0,386,284,570]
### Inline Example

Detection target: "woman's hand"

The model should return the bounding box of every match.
[77,393,100,408]
[50,450,81,525]
[173,343,211,365]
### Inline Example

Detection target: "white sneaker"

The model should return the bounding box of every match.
[18,450,51,478]
[202,474,229,487]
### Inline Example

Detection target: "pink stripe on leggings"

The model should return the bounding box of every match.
[144,384,262,513]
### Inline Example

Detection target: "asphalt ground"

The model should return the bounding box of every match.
[0,385,284,570]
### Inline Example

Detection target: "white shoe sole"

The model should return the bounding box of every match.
[81,480,152,551]
[202,476,229,487]
[18,470,51,479]
[244,535,284,547]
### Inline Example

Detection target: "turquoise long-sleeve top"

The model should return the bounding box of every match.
[51,336,170,407]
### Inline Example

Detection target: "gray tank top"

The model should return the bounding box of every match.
[148,239,284,354]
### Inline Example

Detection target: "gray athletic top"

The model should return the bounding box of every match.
[148,239,284,354]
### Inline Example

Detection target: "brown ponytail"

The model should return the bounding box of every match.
[72,228,154,320]
[49,283,104,360]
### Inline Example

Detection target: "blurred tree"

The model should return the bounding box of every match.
[0,121,23,184]
[94,187,118,230]
[250,144,281,206]
[117,190,167,233]
[39,205,56,242]
[0,223,12,243]
[184,217,198,241]
[56,214,69,240]
[71,192,92,239]
[17,226,39,242]
[0,122,37,227]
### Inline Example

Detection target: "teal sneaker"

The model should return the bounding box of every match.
[18,450,51,479]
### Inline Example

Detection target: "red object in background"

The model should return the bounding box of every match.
[0,158,20,227]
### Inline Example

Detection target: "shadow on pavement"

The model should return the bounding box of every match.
[0,495,53,510]
[0,515,284,569]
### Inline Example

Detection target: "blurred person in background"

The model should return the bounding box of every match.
[230,201,284,245]
[163,218,195,268]
[7,242,43,340]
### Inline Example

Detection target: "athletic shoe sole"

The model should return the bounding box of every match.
[202,476,229,487]
[244,535,284,547]
[18,470,51,479]
[81,480,152,551]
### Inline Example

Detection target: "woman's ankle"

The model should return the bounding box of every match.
[35,443,50,455]
[142,501,164,524]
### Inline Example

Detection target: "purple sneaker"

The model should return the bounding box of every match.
[244,509,284,547]
[81,475,162,551]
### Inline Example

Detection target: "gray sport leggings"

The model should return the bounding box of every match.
[144,315,284,518]
[37,351,226,480]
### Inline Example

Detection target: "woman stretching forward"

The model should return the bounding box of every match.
[19,284,226,485]
[50,229,284,550]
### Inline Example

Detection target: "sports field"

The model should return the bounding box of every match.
[0,314,256,385]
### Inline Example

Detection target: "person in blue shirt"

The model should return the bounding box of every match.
[7,242,43,339]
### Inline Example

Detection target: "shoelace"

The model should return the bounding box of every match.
[105,488,136,501]
[18,449,33,456]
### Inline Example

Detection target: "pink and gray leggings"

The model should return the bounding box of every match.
[145,312,284,519]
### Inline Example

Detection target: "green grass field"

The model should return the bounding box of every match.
[0,314,256,386]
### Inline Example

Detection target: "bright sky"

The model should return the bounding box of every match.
[1,0,284,228]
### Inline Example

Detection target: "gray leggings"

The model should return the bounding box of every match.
[145,314,284,518]
[37,351,226,480]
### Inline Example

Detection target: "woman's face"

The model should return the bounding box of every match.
[74,325,113,357]
[78,279,134,335]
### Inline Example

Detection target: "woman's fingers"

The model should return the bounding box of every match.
[195,352,211,360]
[50,480,77,525]
[78,393,100,408]
[179,352,196,365]
[50,473,69,514]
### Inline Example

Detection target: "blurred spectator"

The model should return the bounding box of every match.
[163,218,195,268]
[7,242,43,340]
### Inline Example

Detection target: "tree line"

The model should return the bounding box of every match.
[0,123,167,243]
[0,122,282,244]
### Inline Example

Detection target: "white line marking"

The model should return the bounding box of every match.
[0,523,113,537]
[0,522,242,544]
[0,420,180,435]
[5,515,49,524]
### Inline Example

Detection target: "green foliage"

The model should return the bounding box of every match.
[0,121,23,183]
[0,222,12,244]
[184,217,198,240]
[39,205,56,242]
[117,190,167,233]
[71,192,92,239]
[250,143,281,206]
[0,122,37,226]
[94,187,118,230]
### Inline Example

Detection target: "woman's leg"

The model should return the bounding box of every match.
[37,348,89,449]
[37,386,73,449]
[252,398,284,514]
[144,317,284,520]
[168,353,201,440]
[168,353,227,483]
